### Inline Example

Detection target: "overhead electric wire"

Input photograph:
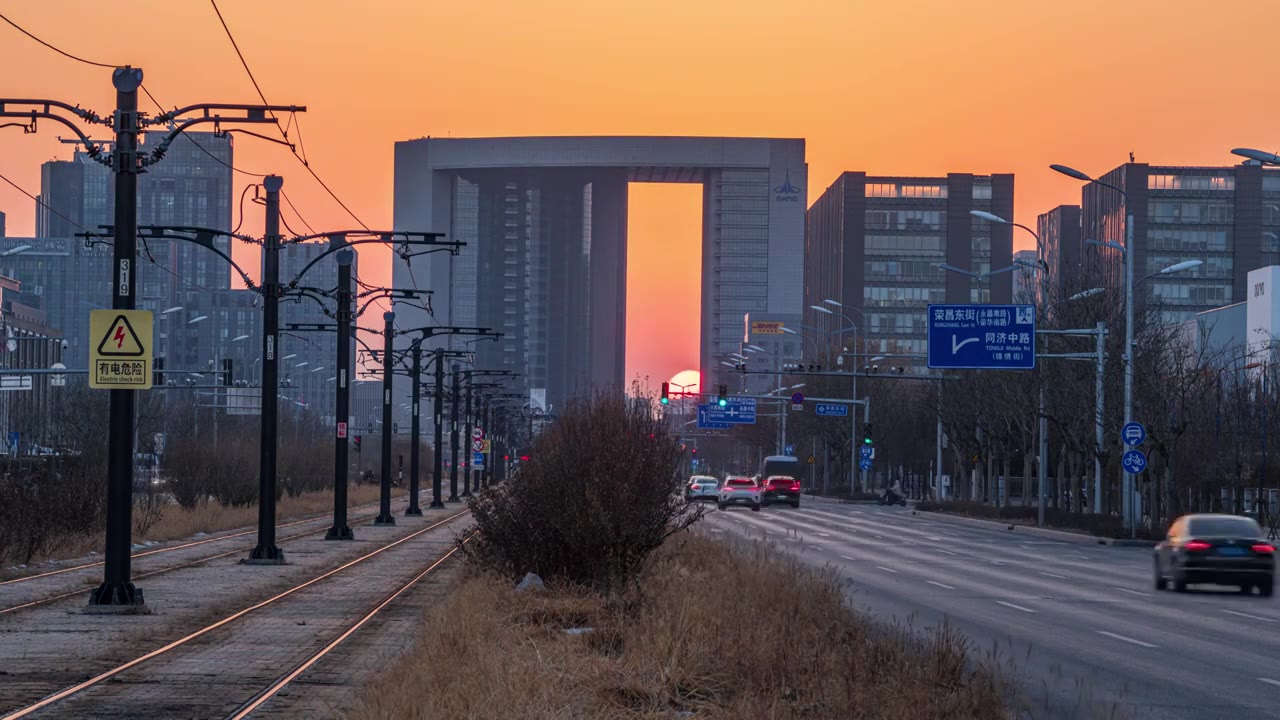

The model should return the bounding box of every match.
[208,0,429,327]
[281,191,316,235]
[0,11,118,68]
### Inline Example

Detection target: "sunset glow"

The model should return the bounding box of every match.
[3,1,1280,385]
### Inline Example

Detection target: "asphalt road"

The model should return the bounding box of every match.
[704,500,1280,720]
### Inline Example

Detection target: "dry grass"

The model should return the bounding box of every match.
[349,534,1013,720]
[137,483,403,544]
[4,485,404,572]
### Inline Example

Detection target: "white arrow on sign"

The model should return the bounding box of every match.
[951,335,979,354]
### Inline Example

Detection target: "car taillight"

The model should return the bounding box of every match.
[1253,543,1275,554]
[1184,540,1212,551]
[790,481,800,491]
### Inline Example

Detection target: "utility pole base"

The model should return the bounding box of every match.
[324,526,354,540]
[447,495,460,503]
[374,515,397,526]
[88,582,144,608]
[461,491,472,498]
[404,506,423,517]
[244,546,286,564]
[429,500,445,509]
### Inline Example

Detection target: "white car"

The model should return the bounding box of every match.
[685,475,720,501]
[717,476,761,512]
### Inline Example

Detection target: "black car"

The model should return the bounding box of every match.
[1153,513,1275,596]
[760,475,801,508]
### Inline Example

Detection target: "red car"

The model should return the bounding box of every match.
[761,475,801,508]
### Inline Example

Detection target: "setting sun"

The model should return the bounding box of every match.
[667,369,700,397]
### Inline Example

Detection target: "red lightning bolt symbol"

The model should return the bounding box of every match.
[114,325,126,349]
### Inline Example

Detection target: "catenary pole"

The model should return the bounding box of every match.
[246,175,286,564]
[406,340,423,516]
[325,249,354,539]
[91,66,146,606]
[375,312,396,525]
[431,349,446,508]
[449,363,461,502]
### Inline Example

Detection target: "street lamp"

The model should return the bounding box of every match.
[187,315,208,325]
[283,354,297,361]
[1,245,31,257]
[231,334,250,343]
[1053,161,1140,526]
[1232,148,1280,165]
[161,306,184,315]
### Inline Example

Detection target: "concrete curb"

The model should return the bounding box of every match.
[911,510,1158,547]
[801,494,885,505]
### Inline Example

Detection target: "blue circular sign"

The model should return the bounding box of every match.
[1122,449,1148,474]
[1121,422,1147,447]
[791,392,805,405]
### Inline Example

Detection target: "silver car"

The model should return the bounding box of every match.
[685,475,720,501]
[718,476,761,512]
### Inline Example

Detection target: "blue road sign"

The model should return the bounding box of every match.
[5,431,17,448]
[784,444,794,456]
[1122,449,1148,474]
[858,458,872,471]
[473,452,485,467]
[859,445,873,460]
[1122,422,1147,447]
[791,392,805,405]
[815,403,848,417]
[696,405,732,429]
[699,398,756,425]
[927,304,1036,370]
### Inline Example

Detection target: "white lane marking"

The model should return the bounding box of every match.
[1066,553,1089,560]
[995,600,1036,613]
[1114,587,1150,597]
[1095,630,1157,648]
[936,549,958,556]
[1040,572,1067,579]
[902,540,916,547]
[1226,610,1278,623]
[817,533,832,538]
[1258,678,1280,688]
[875,566,899,574]
[927,580,956,590]
[991,560,1007,566]
[840,555,857,561]
[927,536,943,541]
[870,534,884,539]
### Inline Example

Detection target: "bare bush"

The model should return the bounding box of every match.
[466,391,702,592]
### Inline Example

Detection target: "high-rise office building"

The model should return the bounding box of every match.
[1037,204,1082,296]
[394,136,806,411]
[0,210,6,237]
[0,236,112,367]
[1013,249,1039,302]
[278,241,358,422]
[1079,162,1280,324]
[31,133,236,366]
[805,173,1015,361]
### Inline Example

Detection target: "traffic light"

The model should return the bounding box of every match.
[153,356,165,387]
[863,423,873,445]
[717,384,728,407]
[221,358,233,387]
[354,436,362,453]
[660,382,670,405]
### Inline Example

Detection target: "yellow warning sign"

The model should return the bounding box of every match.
[89,310,153,390]
[482,439,491,454]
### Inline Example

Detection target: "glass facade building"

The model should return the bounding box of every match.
[805,173,1015,364]
[1080,163,1280,324]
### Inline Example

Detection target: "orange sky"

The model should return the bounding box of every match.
[3,0,1280,386]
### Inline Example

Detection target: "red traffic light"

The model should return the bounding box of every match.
[520,455,529,462]
[503,455,510,461]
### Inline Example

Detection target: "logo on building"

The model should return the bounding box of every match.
[751,321,785,335]
[773,170,802,202]
[1256,282,1266,298]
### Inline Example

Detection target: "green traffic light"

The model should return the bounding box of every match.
[660,397,669,405]
[864,437,873,445]
[718,399,727,407]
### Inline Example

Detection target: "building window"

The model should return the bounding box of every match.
[1148,174,1235,192]
[865,183,948,199]
[972,184,993,200]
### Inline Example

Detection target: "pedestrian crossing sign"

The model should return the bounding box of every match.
[89,310,153,390]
